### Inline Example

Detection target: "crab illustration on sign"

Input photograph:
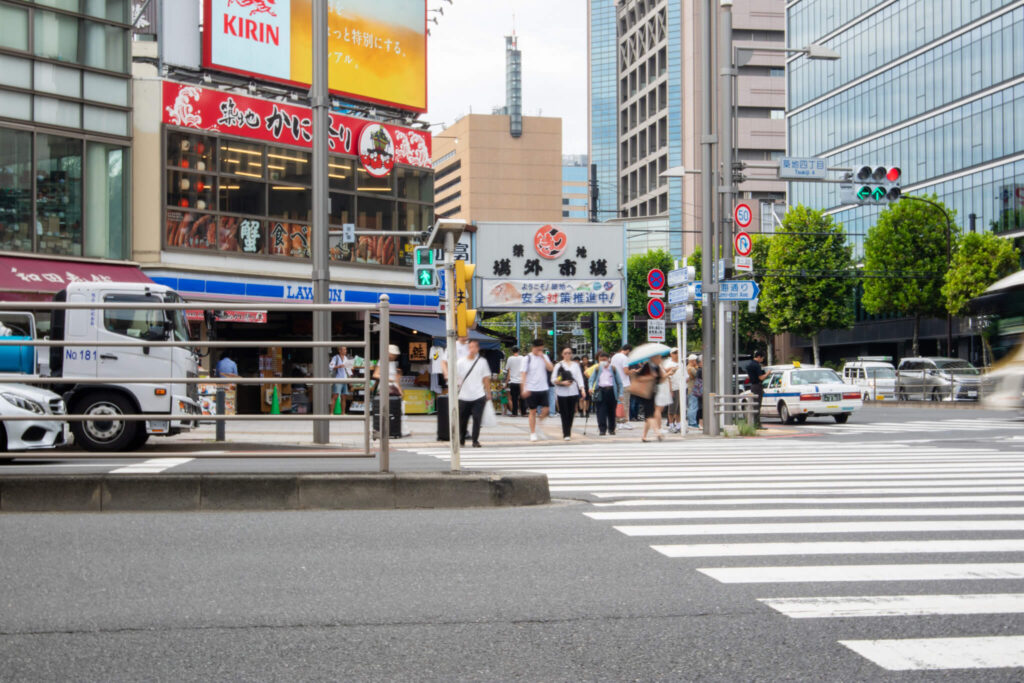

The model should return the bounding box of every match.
[358,124,395,178]
[227,0,277,16]
[534,224,568,260]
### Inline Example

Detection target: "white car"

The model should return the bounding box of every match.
[0,382,66,452]
[841,359,897,401]
[756,365,863,424]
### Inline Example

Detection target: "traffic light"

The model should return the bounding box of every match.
[454,259,477,337]
[413,246,437,289]
[843,166,902,205]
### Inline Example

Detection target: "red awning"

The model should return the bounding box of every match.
[0,256,153,301]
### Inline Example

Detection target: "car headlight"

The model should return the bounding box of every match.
[2,393,45,415]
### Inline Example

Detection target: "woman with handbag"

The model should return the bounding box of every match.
[631,355,666,442]
[550,347,585,441]
[589,351,623,436]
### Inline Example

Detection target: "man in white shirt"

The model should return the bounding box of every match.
[520,338,554,441]
[610,343,635,429]
[456,340,491,448]
[455,335,470,360]
[504,347,524,416]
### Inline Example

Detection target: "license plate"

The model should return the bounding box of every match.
[968,391,978,397]
[823,393,840,401]
[876,395,886,400]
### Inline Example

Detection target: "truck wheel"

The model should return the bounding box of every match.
[834,414,850,424]
[71,392,142,452]
[128,430,150,450]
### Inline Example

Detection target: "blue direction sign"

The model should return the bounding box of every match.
[718,280,760,301]
[668,285,695,305]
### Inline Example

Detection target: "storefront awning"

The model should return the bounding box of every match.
[386,314,502,350]
[0,256,153,301]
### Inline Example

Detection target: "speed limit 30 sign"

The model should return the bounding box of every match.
[734,231,753,257]
[734,203,753,229]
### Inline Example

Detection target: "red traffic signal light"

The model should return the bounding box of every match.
[886,167,901,182]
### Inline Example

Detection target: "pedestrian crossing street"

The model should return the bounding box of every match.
[785,416,1019,437]
[413,438,1024,672]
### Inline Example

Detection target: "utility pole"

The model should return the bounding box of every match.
[717,0,735,416]
[311,0,330,444]
[700,0,718,435]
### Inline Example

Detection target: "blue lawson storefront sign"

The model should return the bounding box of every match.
[147,274,440,309]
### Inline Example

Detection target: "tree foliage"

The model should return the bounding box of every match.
[598,249,675,351]
[761,205,854,364]
[862,195,956,354]
[942,231,1021,316]
[737,234,772,353]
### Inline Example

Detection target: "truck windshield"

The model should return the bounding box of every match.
[867,367,896,379]
[163,292,191,342]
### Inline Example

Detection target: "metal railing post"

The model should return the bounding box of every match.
[378,295,391,472]
[215,388,225,441]
[363,310,371,457]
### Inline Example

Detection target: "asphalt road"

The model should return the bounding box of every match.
[3,406,1024,680]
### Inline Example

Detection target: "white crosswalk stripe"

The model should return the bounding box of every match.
[412,436,1024,672]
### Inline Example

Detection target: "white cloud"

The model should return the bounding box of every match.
[426,0,587,154]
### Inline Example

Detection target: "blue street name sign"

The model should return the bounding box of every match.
[718,280,760,301]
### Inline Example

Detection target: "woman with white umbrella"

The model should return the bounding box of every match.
[628,343,672,442]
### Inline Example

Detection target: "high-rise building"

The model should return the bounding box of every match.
[588,0,619,223]
[562,154,590,222]
[505,34,523,138]
[432,114,563,222]
[786,0,1024,360]
[588,0,787,256]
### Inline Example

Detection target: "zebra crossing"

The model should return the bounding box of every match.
[413,438,1024,672]
[789,415,1019,436]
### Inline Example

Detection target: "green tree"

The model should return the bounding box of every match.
[761,205,855,366]
[598,249,674,351]
[862,194,956,356]
[942,231,1021,316]
[737,234,773,361]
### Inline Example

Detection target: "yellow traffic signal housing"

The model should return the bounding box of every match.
[454,259,477,337]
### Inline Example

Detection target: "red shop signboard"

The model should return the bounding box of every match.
[161,81,432,174]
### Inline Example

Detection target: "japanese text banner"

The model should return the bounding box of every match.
[481,279,623,311]
[162,81,431,169]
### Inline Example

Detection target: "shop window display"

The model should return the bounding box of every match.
[165,128,432,266]
[0,128,33,252]
[36,133,82,257]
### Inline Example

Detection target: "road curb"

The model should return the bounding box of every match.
[0,472,550,513]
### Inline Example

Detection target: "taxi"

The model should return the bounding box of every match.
[757,363,863,424]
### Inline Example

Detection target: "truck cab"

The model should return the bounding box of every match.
[48,282,200,450]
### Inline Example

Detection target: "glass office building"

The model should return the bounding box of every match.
[0,0,132,261]
[588,0,619,223]
[788,0,1024,256]
[786,0,1024,360]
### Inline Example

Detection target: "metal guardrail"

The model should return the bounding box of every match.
[711,393,758,427]
[0,297,395,470]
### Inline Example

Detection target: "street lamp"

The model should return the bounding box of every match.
[735,43,840,68]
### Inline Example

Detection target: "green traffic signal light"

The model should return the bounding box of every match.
[857,186,872,200]
[871,186,887,201]
[417,268,435,286]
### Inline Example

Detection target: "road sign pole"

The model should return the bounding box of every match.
[673,261,687,438]
[717,0,735,432]
[700,0,717,437]
[444,232,460,472]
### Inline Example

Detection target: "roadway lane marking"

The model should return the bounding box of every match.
[593,495,1024,506]
[652,539,1024,558]
[553,478,1024,493]
[587,507,1024,521]
[591,485,1024,498]
[109,458,193,474]
[761,593,1024,619]
[840,636,1024,670]
[699,563,1024,584]
[616,520,1024,537]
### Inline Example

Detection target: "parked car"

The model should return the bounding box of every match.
[895,357,982,401]
[841,358,897,401]
[0,382,66,453]
[747,364,863,424]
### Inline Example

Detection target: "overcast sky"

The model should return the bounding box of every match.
[425,0,588,155]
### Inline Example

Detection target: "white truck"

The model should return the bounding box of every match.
[2,281,202,451]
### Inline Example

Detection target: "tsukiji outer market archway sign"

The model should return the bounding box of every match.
[475,222,625,311]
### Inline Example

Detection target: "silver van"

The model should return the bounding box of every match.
[842,358,896,400]
[895,357,982,401]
